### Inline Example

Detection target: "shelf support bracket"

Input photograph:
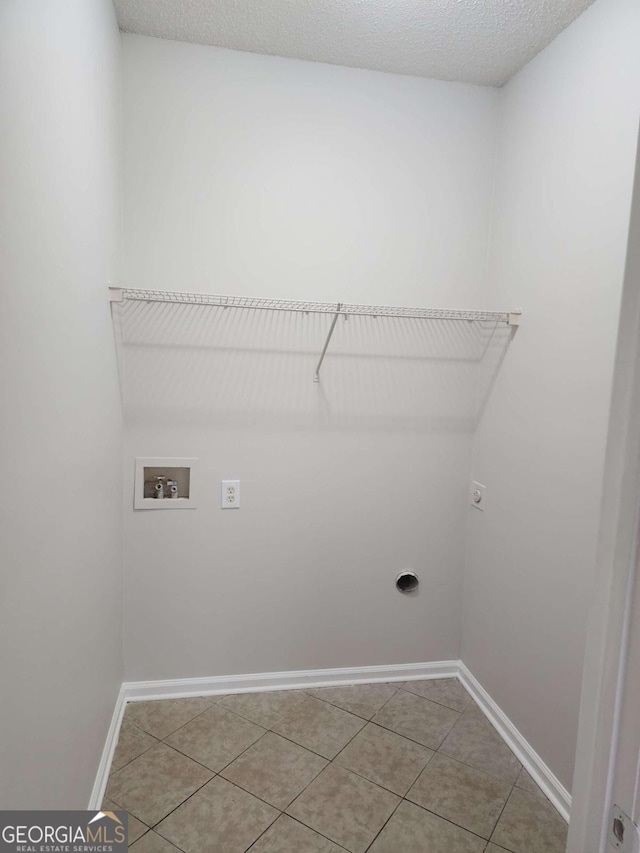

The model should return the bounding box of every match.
[314,303,342,383]
[508,309,522,326]
[109,287,124,303]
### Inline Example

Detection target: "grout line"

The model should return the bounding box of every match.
[111,739,219,807]
[402,800,495,844]
[153,700,222,741]
[303,683,399,721]
[112,763,215,845]
[215,730,273,777]
[243,821,279,853]
[268,695,367,756]
[151,771,216,831]
[286,815,353,852]
[396,683,473,715]
[216,732,334,812]
[317,762,405,800]
[160,731,268,780]
[367,715,455,753]
[130,828,151,847]
[109,698,221,776]
[487,785,518,850]
[149,775,227,853]
[107,733,159,777]
[304,676,471,720]
[362,786,406,851]
[291,691,377,722]
[260,727,335,761]
[433,746,522,788]
[245,814,352,853]
[215,691,311,728]
[433,701,523,786]
[332,741,433,798]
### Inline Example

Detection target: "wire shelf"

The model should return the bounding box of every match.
[110,287,521,382]
[110,288,515,325]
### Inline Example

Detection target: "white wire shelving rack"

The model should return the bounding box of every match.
[109,287,522,382]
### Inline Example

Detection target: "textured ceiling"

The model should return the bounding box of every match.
[114,0,596,87]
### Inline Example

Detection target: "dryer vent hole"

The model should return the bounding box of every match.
[396,571,419,593]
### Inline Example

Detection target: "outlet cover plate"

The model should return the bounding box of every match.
[221,480,240,509]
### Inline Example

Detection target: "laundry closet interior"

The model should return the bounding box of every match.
[3,0,640,850]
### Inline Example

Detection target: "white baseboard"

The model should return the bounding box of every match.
[88,683,127,810]
[458,662,571,823]
[122,660,460,701]
[96,659,570,824]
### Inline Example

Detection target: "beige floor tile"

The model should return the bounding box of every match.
[221,732,327,809]
[368,800,486,853]
[371,689,460,749]
[335,722,433,795]
[439,706,521,784]
[110,721,158,772]
[105,743,213,826]
[515,767,545,798]
[306,683,397,720]
[165,705,265,771]
[156,776,278,853]
[101,684,557,853]
[399,678,472,713]
[272,697,365,759]
[491,787,568,853]
[129,830,181,852]
[219,690,307,727]
[249,814,345,853]
[286,764,399,853]
[124,698,211,740]
[101,798,148,843]
[406,751,511,839]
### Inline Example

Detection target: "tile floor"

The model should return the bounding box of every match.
[103,679,568,853]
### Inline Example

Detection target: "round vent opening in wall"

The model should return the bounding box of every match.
[396,571,419,593]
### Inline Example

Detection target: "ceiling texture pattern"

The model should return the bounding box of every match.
[114,0,596,87]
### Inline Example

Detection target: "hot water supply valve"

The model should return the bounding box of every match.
[149,475,179,499]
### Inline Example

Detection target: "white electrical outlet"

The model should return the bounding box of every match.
[470,481,486,511]
[221,480,240,509]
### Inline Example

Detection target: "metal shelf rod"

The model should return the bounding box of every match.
[314,305,342,383]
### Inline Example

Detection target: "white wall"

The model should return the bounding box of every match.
[0,0,123,807]
[121,35,500,680]
[463,0,640,792]
[122,36,499,309]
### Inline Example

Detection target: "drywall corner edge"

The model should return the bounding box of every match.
[458,662,571,822]
[87,684,127,810]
